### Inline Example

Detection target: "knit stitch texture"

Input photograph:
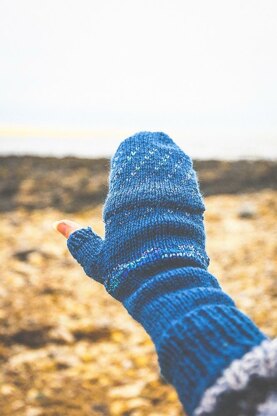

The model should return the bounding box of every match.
[67,132,266,415]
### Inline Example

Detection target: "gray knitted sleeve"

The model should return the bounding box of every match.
[257,392,277,416]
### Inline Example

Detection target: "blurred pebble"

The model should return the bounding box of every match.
[238,202,257,219]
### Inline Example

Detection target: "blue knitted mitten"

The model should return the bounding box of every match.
[67,132,266,415]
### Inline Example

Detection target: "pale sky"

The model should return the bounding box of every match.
[0,0,277,158]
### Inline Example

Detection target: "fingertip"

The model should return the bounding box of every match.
[53,220,82,239]
[52,220,62,233]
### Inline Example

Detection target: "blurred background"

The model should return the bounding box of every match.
[1,0,277,158]
[0,1,276,415]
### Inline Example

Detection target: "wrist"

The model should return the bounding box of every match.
[157,304,266,415]
[116,264,266,415]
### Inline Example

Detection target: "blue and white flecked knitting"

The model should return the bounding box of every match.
[67,132,276,415]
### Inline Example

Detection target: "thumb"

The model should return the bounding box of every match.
[53,220,104,283]
[53,219,82,238]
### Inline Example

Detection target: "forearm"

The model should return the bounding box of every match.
[109,262,268,414]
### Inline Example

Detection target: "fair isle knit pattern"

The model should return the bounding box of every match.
[67,132,267,415]
[194,338,277,415]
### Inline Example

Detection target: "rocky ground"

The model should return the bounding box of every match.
[0,157,276,416]
[0,156,276,212]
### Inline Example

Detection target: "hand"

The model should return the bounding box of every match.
[54,131,209,298]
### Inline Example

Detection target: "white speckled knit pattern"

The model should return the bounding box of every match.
[194,338,277,415]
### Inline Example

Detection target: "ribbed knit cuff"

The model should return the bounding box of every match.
[155,305,266,415]
[121,264,267,416]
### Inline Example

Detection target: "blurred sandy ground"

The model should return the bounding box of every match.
[0,157,276,416]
